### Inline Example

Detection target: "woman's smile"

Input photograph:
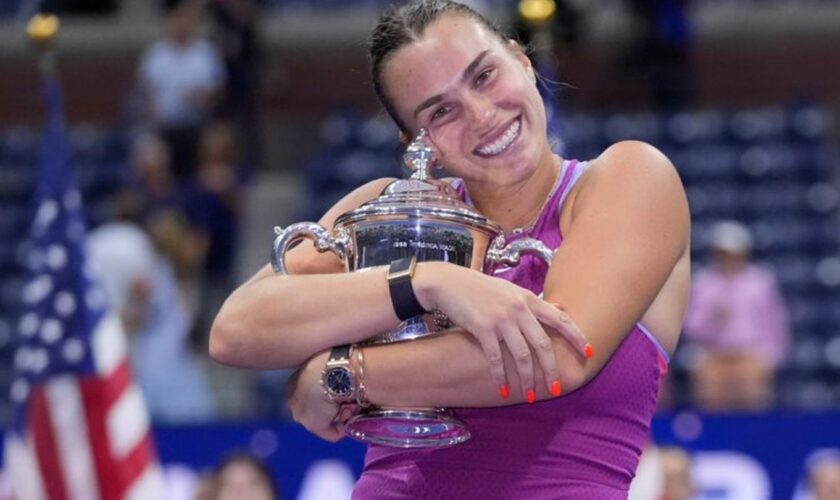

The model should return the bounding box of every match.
[475,116,521,157]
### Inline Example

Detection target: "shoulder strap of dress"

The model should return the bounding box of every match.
[450,178,471,205]
[556,159,589,212]
[450,161,586,209]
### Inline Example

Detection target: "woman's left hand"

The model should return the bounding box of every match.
[286,351,360,442]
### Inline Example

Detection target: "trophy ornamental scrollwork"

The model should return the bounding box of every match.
[272,129,554,448]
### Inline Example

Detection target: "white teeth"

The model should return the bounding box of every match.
[477,119,520,156]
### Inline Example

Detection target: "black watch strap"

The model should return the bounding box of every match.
[329,344,352,362]
[388,257,427,321]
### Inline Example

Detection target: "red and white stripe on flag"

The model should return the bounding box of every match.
[5,311,163,500]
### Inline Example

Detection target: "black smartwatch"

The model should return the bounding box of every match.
[388,256,427,321]
[321,344,356,403]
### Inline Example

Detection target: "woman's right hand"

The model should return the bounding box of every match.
[413,262,591,400]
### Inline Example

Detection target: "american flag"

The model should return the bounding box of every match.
[3,79,164,499]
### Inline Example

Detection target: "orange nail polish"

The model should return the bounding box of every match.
[551,381,562,397]
[526,389,536,404]
[499,385,510,399]
[584,344,595,359]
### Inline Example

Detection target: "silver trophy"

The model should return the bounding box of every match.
[272,129,554,448]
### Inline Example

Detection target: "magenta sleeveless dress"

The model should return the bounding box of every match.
[352,160,670,499]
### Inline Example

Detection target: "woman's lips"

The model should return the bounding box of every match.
[475,117,521,157]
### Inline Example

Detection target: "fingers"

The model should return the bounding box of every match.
[295,411,345,443]
[537,301,593,360]
[475,332,510,399]
[497,322,535,402]
[290,395,356,443]
[335,403,361,424]
[315,426,344,443]
[518,309,561,395]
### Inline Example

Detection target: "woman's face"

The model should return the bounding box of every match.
[382,14,549,187]
[215,461,275,500]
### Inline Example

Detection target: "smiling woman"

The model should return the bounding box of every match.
[209,1,691,498]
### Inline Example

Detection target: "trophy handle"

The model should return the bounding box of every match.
[271,222,351,274]
[486,235,555,268]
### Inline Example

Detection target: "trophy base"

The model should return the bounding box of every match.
[344,408,471,448]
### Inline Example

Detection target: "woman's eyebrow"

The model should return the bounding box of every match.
[412,49,491,118]
[460,49,491,83]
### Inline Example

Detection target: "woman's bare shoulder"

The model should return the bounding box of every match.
[574,140,684,210]
[590,140,677,179]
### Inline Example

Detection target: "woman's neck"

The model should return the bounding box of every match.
[468,152,562,234]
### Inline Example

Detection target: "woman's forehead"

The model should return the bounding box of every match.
[394,15,499,69]
[383,16,504,109]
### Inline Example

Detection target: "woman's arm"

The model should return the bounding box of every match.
[540,140,690,383]
[210,174,585,379]
[209,177,400,369]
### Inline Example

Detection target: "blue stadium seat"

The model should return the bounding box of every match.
[685,182,742,219]
[601,111,662,144]
[729,106,788,143]
[664,109,727,145]
[674,144,740,181]
[741,182,809,218]
[0,127,39,165]
[787,103,834,142]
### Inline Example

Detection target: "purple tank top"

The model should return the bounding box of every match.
[353,160,669,499]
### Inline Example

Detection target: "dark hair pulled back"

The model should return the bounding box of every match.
[368,0,507,133]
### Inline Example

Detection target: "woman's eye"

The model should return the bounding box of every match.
[476,68,493,86]
[431,106,450,121]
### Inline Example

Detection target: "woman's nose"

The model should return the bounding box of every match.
[466,94,496,129]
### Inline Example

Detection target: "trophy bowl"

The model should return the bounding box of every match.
[272,130,554,448]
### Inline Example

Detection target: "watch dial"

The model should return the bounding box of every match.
[326,368,354,397]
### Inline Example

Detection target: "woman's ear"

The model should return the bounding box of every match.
[398,131,411,145]
[507,39,534,77]
[507,38,523,52]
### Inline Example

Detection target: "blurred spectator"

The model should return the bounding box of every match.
[210,452,280,500]
[138,0,226,178]
[130,134,209,290]
[660,446,695,500]
[192,120,245,345]
[129,134,257,415]
[209,0,263,167]
[193,472,215,500]
[684,220,791,411]
[629,445,695,500]
[132,133,180,210]
[87,193,218,423]
[807,450,840,500]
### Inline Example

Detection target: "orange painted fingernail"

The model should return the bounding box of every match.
[551,380,562,397]
[584,344,595,359]
[526,389,536,404]
[499,385,510,399]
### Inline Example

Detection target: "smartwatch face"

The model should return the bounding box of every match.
[325,367,354,397]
